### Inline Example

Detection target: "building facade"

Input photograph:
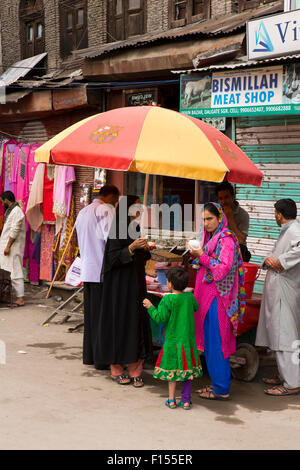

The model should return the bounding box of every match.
[2,1,298,293]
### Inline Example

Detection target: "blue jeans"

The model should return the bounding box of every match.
[203,298,231,395]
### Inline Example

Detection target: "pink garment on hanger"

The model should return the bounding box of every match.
[23,228,40,284]
[12,144,30,209]
[3,140,19,192]
[53,166,75,218]
[28,144,41,190]
[40,224,55,281]
[0,138,8,220]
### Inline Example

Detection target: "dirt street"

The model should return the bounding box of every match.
[0,285,299,451]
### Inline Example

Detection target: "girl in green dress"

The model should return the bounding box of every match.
[143,266,202,410]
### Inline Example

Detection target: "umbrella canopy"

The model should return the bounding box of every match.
[35,106,263,186]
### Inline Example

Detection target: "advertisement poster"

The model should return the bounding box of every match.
[180,65,300,117]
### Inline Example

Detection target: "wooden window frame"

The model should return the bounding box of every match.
[169,0,210,29]
[60,0,88,58]
[108,0,146,42]
[19,0,45,59]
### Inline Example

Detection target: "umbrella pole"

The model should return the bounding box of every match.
[194,180,199,234]
[45,223,76,299]
[142,173,150,238]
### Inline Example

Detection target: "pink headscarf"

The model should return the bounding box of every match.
[201,203,246,335]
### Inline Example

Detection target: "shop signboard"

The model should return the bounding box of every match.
[247,9,300,60]
[124,88,158,106]
[180,64,300,117]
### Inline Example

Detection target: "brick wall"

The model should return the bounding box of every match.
[0,0,244,72]
[211,0,238,18]
[0,0,21,67]
[147,0,169,32]
[88,0,107,47]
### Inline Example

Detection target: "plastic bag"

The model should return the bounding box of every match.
[65,257,82,287]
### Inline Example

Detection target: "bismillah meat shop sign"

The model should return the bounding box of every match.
[180,64,300,117]
[247,9,300,60]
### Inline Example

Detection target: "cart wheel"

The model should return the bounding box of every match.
[230,343,259,382]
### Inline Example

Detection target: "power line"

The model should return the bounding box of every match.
[2,79,179,91]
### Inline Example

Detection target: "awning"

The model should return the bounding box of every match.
[172,53,300,74]
[4,90,32,103]
[0,53,47,86]
[83,33,245,78]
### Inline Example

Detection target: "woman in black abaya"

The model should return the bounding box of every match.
[95,195,153,387]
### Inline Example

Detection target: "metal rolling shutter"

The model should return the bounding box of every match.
[235,116,300,294]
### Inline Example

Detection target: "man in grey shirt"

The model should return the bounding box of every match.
[216,181,251,262]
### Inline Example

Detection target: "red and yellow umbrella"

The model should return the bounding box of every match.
[35,106,263,186]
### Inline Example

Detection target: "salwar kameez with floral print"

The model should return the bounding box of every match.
[148,292,202,382]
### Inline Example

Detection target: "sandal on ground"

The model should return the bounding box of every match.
[262,377,282,385]
[177,400,192,410]
[165,399,177,409]
[111,374,131,385]
[197,389,230,401]
[264,385,300,396]
[196,385,213,395]
[132,377,144,388]
[11,303,25,308]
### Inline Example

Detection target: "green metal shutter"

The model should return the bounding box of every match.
[235,116,300,294]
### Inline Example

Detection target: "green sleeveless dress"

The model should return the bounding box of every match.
[147,292,202,381]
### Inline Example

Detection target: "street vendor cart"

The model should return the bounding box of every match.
[34,106,264,369]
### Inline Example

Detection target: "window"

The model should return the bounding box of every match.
[19,0,45,59]
[238,0,275,12]
[169,0,210,28]
[107,0,146,42]
[60,0,88,58]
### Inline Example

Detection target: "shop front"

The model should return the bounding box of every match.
[178,59,300,292]
[0,86,100,286]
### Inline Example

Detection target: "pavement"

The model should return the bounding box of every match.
[0,285,300,451]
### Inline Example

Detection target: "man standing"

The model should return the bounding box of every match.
[256,198,300,396]
[0,191,26,307]
[216,181,251,261]
[75,184,119,369]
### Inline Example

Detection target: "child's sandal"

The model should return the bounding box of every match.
[165,399,177,409]
[178,400,192,410]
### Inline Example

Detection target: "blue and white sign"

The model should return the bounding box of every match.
[180,64,300,117]
[247,9,300,60]
[211,67,282,108]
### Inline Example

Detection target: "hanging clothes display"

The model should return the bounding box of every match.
[26,163,45,232]
[0,138,8,230]
[23,229,40,285]
[3,140,19,192]
[40,224,55,282]
[53,196,78,281]
[43,165,56,223]
[53,165,76,235]
[0,136,76,284]
[12,144,30,210]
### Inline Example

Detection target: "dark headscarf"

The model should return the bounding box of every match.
[102,194,140,276]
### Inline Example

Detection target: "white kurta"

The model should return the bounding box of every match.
[0,205,26,280]
[255,220,300,352]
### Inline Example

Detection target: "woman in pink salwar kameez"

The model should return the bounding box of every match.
[190,203,245,400]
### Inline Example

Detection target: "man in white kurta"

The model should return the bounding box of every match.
[0,192,26,306]
[255,199,300,396]
[75,184,119,369]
